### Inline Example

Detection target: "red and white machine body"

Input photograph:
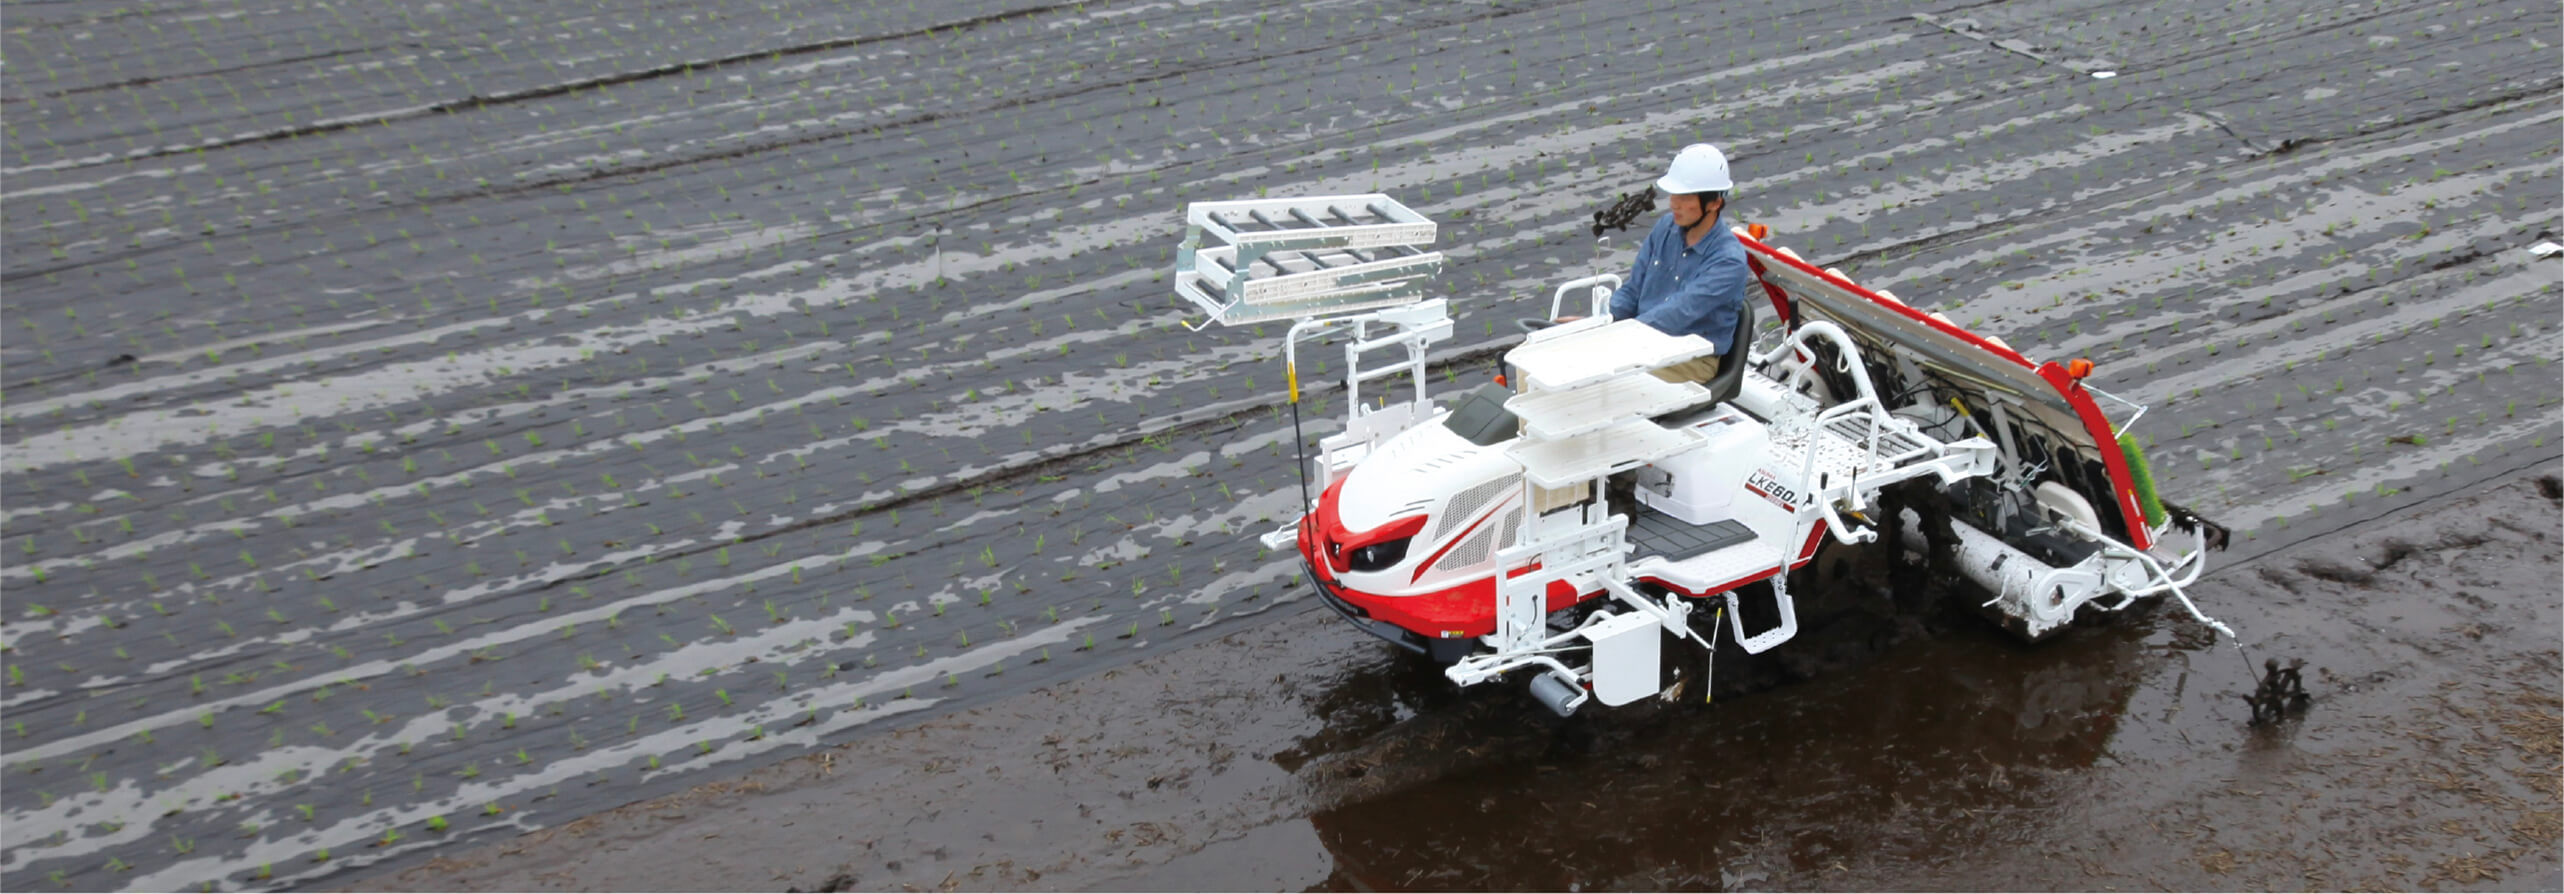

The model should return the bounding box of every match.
[1175,194,2232,716]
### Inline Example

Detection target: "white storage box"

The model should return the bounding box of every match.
[1637,408,1767,525]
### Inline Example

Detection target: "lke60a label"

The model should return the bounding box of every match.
[1744,469,1797,511]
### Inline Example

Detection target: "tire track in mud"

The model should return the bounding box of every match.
[3,0,2558,890]
[1,0,1081,171]
[8,1,1089,177]
[0,47,391,106]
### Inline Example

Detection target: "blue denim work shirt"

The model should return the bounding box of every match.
[1607,213,1750,353]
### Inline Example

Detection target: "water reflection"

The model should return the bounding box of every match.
[1291,582,2152,891]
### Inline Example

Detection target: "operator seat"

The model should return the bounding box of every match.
[1647,300,1756,431]
[1700,300,1755,407]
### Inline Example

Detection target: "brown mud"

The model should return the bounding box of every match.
[356,472,2562,892]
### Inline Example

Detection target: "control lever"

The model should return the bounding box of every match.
[1590,190,1654,237]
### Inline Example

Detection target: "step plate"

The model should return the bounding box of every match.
[1625,514,1757,562]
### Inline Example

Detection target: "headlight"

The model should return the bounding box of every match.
[1346,536,1411,572]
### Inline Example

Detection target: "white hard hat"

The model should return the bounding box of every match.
[1654,143,1734,194]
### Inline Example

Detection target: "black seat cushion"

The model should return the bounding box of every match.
[1702,300,1755,407]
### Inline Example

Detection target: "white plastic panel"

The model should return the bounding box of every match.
[1504,418,1703,489]
[1582,611,1662,706]
[1504,375,1710,441]
[1636,409,1766,524]
[1504,318,1717,392]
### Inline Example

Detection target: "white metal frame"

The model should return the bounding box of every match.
[1547,274,1622,322]
[1753,321,2001,549]
[1174,195,1458,554]
[1175,194,1444,327]
[1296,301,1454,492]
[1248,301,1458,553]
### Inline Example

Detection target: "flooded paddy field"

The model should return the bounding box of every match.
[0,0,2555,889]
[363,474,2561,892]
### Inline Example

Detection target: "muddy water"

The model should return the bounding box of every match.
[360,474,2560,892]
[1283,596,2145,886]
[1295,484,2562,893]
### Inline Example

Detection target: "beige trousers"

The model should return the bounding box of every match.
[1651,354,1722,385]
